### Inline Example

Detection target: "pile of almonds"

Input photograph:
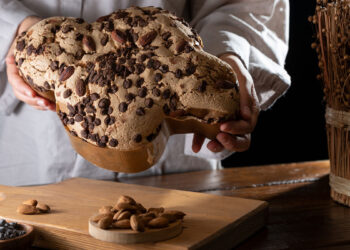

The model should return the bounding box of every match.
[16,199,50,215]
[91,195,185,232]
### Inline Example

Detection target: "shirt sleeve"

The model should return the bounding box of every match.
[0,0,36,115]
[190,0,291,110]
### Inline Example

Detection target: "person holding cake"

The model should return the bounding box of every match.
[0,0,290,185]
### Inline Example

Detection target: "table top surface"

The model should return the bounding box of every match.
[117,160,349,250]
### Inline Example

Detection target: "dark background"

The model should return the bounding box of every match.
[222,0,329,167]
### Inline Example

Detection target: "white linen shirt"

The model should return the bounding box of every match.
[0,0,290,186]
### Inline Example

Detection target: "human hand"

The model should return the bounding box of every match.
[5,16,56,111]
[192,53,260,153]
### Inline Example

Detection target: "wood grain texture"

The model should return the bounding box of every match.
[0,178,267,250]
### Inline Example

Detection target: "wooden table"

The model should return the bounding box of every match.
[117,160,350,249]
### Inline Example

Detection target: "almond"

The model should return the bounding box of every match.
[111,29,127,44]
[91,213,113,223]
[22,199,37,206]
[17,204,37,215]
[147,207,164,215]
[82,35,96,51]
[113,219,131,229]
[115,202,138,211]
[148,217,169,228]
[160,213,177,223]
[165,210,186,220]
[117,211,131,221]
[136,202,147,213]
[36,203,51,213]
[130,215,145,232]
[99,206,113,214]
[138,30,157,46]
[59,66,75,81]
[117,195,136,205]
[98,216,113,229]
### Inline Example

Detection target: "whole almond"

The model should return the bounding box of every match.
[130,215,145,232]
[111,29,127,44]
[98,216,113,229]
[22,199,37,206]
[82,35,96,51]
[165,210,186,220]
[138,214,154,226]
[138,30,157,46]
[160,213,177,223]
[36,203,51,213]
[99,206,113,214]
[117,195,136,205]
[117,211,131,221]
[113,219,131,229]
[91,213,113,223]
[136,202,147,213]
[148,217,169,228]
[115,202,138,211]
[147,207,164,215]
[17,204,37,215]
[59,66,75,81]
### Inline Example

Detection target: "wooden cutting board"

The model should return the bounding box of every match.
[0,178,267,249]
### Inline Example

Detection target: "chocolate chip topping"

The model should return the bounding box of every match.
[152,88,161,97]
[162,89,170,99]
[175,69,182,78]
[75,79,86,96]
[159,64,169,73]
[163,104,170,115]
[136,107,145,116]
[125,93,135,102]
[215,80,236,89]
[161,32,171,40]
[123,79,132,89]
[100,34,109,46]
[136,78,144,87]
[63,89,72,98]
[16,40,25,51]
[59,66,75,81]
[90,93,100,101]
[75,114,83,122]
[138,87,147,97]
[83,35,96,51]
[100,135,109,144]
[44,81,51,90]
[145,98,154,108]
[98,98,111,109]
[109,138,118,147]
[197,80,207,92]
[133,134,142,143]
[119,102,128,112]
[154,73,162,82]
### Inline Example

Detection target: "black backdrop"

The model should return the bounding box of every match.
[222,0,329,167]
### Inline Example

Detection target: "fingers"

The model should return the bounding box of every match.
[207,140,224,153]
[6,55,56,111]
[216,132,250,152]
[192,134,205,153]
[220,120,253,135]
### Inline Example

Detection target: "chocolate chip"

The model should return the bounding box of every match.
[138,30,157,46]
[75,33,83,41]
[198,80,207,92]
[154,73,162,82]
[86,24,92,31]
[81,129,88,139]
[60,66,75,81]
[89,133,98,142]
[104,116,110,125]
[170,95,177,110]
[136,78,144,87]
[145,98,153,108]
[88,123,95,132]
[100,108,108,115]
[133,134,142,143]
[75,49,85,60]
[164,39,173,48]
[98,98,111,108]
[86,104,96,113]
[125,93,135,102]
[83,35,96,51]
[94,118,101,126]
[138,87,147,97]
[90,93,100,101]
[185,44,194,53]
[109,116,116,125]
[44,81,50,90]
[161,32,171,41]
[18,58,24,66]
[75,114,83,122]
[59,63,66,75]
[26,44,35,56]
[96,14,111,22]
[76,18,84,24]
[82,121,88,129]
[175,69,182,78]
[62,25,73,33]
[105,20,114,32]
[115,11,128,19]
[63,89,72,98]
[56,47,64,56]
[135,64,145,74]
[70,131,78,137]
[215,80,236,89]
[109,138,118,147]
[176,40,188,53]
[112,29,127,44]
[159,64,169,73]
[119,102,128,112]
[163,104,170,115]
[100,34,109,46]
[16,40,25,51]
[136,107,145,116]
[152,88,161,97]
[75,79,86,96]
[162,89,170,99]
[87,115,95,123]
[101,135,109,144]
[123,79,132,89]
[140,54,147,62]
[153,60,161,69]
[185,64,196,75]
